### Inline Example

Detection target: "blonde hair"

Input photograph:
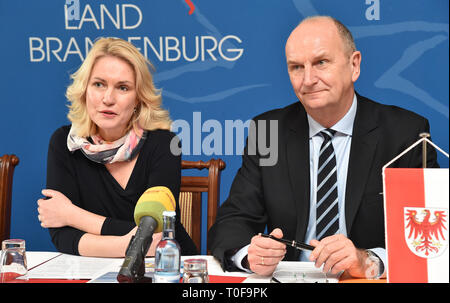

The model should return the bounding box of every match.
[66,37,171,137]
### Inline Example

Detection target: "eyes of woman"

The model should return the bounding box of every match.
[93,82,104,88]
[92,81,131,92]
[118,85,129,92]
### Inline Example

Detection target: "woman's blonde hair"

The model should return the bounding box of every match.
[66,37,171,137]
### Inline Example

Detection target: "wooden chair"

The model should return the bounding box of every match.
[0,154,20,242]
[179,158,225,254]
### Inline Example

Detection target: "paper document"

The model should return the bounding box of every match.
[26,254,124,279]
[244,261,341,283]
[26,251,61,270]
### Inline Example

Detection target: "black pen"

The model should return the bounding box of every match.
[271,276,282,283]
[259,233,315,251]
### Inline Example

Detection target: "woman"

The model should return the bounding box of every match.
[37,37,197,257]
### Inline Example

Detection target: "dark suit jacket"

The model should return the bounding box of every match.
[208,93,438,271]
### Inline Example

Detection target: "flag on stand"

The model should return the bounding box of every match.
[383,168,449,283]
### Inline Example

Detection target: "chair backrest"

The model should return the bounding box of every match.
[0,154,19,242]
[179,158,225,254]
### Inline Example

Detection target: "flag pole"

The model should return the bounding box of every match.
[419,133,430,168]
[382,135,449,172]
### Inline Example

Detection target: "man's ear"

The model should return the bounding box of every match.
[350,51,362,83]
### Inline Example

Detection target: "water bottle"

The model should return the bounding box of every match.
[154,211,181,283]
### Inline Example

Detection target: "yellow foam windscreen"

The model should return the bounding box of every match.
[133,186,176,233]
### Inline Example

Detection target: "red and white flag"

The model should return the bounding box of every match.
[383,168,449,283]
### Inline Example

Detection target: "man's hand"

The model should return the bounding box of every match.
[247,228,286,276]
[309,234,369,277]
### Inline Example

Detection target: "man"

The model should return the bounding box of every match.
[207,16,438,278]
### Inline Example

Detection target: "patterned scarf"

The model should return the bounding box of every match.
[67,125,147,164]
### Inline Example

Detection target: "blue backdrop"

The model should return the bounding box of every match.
[0,0,448,254]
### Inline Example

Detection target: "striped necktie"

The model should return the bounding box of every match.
[316,129,339,240]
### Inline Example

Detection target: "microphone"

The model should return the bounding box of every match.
[117,186,176,283]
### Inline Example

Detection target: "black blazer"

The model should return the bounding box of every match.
[208,93,438,271]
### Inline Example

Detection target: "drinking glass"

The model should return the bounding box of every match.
[182,258,209,283]
[0,239,28,283]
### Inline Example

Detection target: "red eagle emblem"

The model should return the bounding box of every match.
[405,208,448,257]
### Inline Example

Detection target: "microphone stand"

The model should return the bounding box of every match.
[117,217,157,283]
[116,236,152,283]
